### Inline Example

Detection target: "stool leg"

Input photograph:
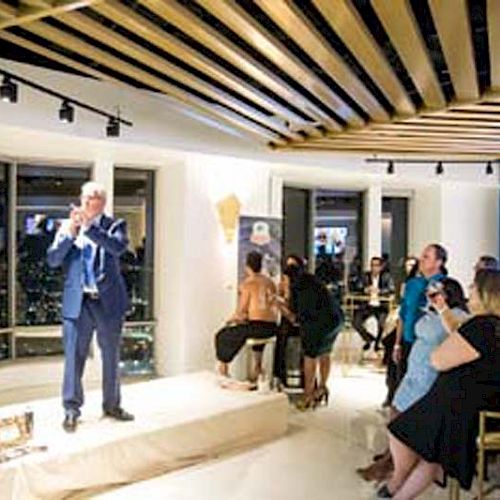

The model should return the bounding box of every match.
[477,448,485,500]
[448,478,460,500]
[253,350,263,381]
[246,346,252,382]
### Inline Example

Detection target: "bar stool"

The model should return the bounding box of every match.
[244,336,276,385]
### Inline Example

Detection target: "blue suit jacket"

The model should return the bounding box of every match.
[47,215,130,321]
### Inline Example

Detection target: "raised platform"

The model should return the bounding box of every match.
[0,372,289,500]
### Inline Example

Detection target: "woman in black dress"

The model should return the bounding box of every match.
[277,263,341,409]
[378,269,500,499]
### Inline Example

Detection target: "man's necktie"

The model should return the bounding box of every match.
[82,242,96,289]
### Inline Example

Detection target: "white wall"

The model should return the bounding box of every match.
[409,185,442,256]
[441,184,499,287]
[156,155,275,375]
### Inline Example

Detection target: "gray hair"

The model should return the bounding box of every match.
[81,181,107,200]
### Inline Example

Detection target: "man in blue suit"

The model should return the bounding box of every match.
[47,181,133,432]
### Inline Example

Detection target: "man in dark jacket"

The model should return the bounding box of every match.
[352,256,395,351]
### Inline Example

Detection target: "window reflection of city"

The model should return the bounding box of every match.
[14,165,89,358]
[120,235,152,322]
[115,168,155,374]
[17,214,63,325]
[0,164,7,329]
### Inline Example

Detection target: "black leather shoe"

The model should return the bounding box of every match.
[376,484,393,498]
[103,407,135,421]
[62,414,78,433]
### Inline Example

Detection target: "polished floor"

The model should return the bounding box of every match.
[95,364,458,500]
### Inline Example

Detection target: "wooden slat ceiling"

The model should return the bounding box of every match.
[0,0,500,154]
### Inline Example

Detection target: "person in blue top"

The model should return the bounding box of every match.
[392,278,469,413]
[393,244,448,382]
[357,244,448,483]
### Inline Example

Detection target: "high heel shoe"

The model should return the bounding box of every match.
[295,396,316,411]
[313,386,329,407]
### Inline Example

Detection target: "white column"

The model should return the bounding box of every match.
[269,174,283,218]
[154,161,188,376]
[363,185,382,268]
[93,159,114,214]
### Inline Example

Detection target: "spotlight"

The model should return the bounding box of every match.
[436,161,444,175]
[387,160,395,175]
[486,161,494,175]
[0,76,18,103]
[59,100,74,123]
[106,116,120,137]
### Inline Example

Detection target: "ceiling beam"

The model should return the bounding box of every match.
[0,2,16,19]
[369,122,500,133]
[421,111,500,121]
[0,0,105,30]
[255,0,389,123]
[338,128,500,141]
[371,0,446,109]
[92,0,308,135]
[308,135,500,148]
[138,0,325,136]
[196,0,359,131]
[313,0,416,117]
[0,29,120,82]
[488,0,500,89]
[277,138,500,154]
[402,116,500,128]
[428,0,479,101]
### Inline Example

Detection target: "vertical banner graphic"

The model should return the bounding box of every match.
[237,216,282,287]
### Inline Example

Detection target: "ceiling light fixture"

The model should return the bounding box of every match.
[0,76,18,103]
[106,116,120,138]
[486,161,494,175]
[59,100,75,123]
[436,161,444,175]
[387,160,395,175]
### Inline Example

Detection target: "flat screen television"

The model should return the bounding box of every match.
[314,227,348,256]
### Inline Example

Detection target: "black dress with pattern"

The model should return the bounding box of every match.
[388,315,500,490]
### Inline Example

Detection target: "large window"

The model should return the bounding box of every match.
[0,163,9,361]
[16,165,90,326]
[114,168,155,322]
[0,163,8,329]
[114,168,155,375]
[0,162,155,372]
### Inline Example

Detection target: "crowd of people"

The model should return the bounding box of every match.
[214,243,500,498]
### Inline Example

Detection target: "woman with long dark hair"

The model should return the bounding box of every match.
[277,263,340,409]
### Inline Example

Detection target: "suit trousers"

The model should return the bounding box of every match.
[62,295,123,417]
[352,304,388,348]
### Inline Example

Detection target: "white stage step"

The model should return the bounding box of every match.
[0,372,288,500]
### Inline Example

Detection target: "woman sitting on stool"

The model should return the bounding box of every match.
[215,251,278,383]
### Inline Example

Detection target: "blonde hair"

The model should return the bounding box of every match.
[81,181,106,200]
[475,269,500,316]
